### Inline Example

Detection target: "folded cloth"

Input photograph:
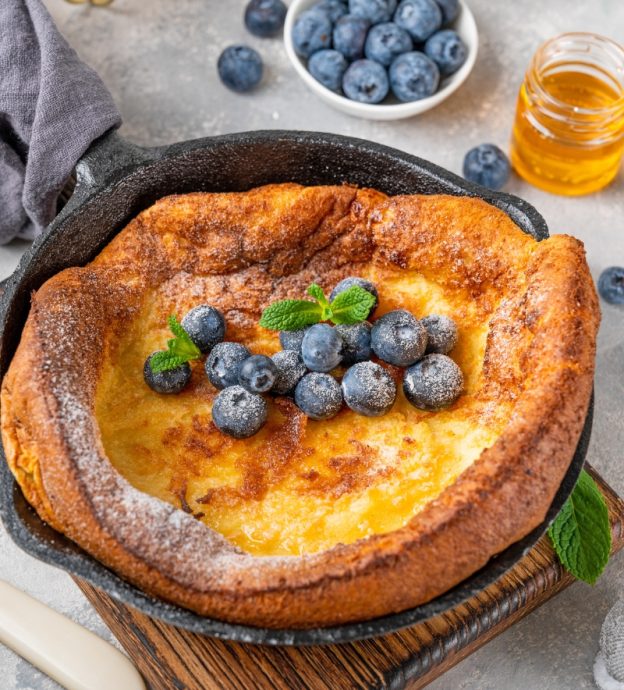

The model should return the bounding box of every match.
[0,0,121,243]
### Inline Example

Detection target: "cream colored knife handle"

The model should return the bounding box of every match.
[0,579,145,690]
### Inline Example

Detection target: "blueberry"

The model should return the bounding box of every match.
[311,0,349,22]
[435,0,459,24]
[244,0,287,37]
[364,22,413,67]
[421,314,458,354]
[342,361,397,416]
[294,372,343,420]
[463,144,511,191]
[333,15,370,61]
[394,0,442,41]
[181,304,226,354]
[292,9,333,58]
[335,322,372,364]
[301,323,344,372]
[403,353,463,410]
[271,350,307,395]
[424,29,467,76]
[348,0,397,24]
[330,276,379,315]
[205,342,251,389]
[212,385,268,438]
[389,51,440,101]
[144,353,191,394]
[309,49,349,92]
[342,59,390,104]
[598,267,624,305]
[279,327,310,352]
[217,45,263,93]
[238,354,278,393]
[371,309,427,366]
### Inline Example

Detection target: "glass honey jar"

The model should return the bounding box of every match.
[511,33,624,196]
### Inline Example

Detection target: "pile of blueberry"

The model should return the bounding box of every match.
[144,277,464,439]
[292,0,468,104]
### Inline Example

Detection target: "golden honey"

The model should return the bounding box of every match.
[511,33,624,196]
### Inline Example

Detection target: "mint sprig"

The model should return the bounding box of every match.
[548,469,611,585]
[307,284,332,321]
[149,315,201,374]
[259,283,376,331]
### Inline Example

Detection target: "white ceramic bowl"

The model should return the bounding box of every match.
[284,0,479,120]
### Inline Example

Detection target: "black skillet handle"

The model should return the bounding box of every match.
[70,128,162,208]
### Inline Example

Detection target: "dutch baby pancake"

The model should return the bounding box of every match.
[1,183,599,627]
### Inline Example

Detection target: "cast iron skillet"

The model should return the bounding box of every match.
[0,130,590,645]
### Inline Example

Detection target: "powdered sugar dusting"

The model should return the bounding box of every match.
[38,293,305,590]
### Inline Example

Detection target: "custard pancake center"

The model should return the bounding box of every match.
[95,266,508,557]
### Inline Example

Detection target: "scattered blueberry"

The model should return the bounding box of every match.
[403,353,464,410]
[244,0,287,37]
[330,276,379,315]
[181,305,226,353]
[294,372,343,420]
[333,15,370,61]
[343,59,390,103]
[301,323,344,372]
[364,22,413,66]
[422,314,458,354]
[279,327,310,352]
[336,322,372,364]
[292,9,333,58]
[371,309,427,366]
[309,49,349,91]
[463,144,511,191]
[425,29,467,76]
[144,353,191,394]
[394,0,442,42]
[312,0,349,22]
[238,354,278,393]
[342,361,397,416]
[389,51,440,101]
[598,266,624,305]
[271,350,307,395]
[205,342,251,389]
[212,385,268,438]
[348,0,397,24]
[217,45,263,93]
[434,0,459,24]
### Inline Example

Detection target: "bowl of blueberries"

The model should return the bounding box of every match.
[284,0,478,119]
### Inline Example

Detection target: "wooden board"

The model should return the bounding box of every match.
[75,467,624,690]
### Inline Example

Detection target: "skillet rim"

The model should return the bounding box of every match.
[0,129,587,646]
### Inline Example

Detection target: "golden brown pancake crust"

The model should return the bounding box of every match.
[1,184,599,628]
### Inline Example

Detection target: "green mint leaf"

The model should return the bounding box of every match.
[307,283,327,305]
[168,336,200,360]
[149,351,188,374]
[167,315,187,339]
[149,315,201,374]
[307,283,333,320]
[329,285,376,325]
[167,315,200,359]
[548,469,611,585]
[259,300,323,331]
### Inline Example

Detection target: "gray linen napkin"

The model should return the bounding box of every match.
[0,0,121,243]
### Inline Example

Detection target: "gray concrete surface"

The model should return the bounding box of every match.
[1,1,623,688]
